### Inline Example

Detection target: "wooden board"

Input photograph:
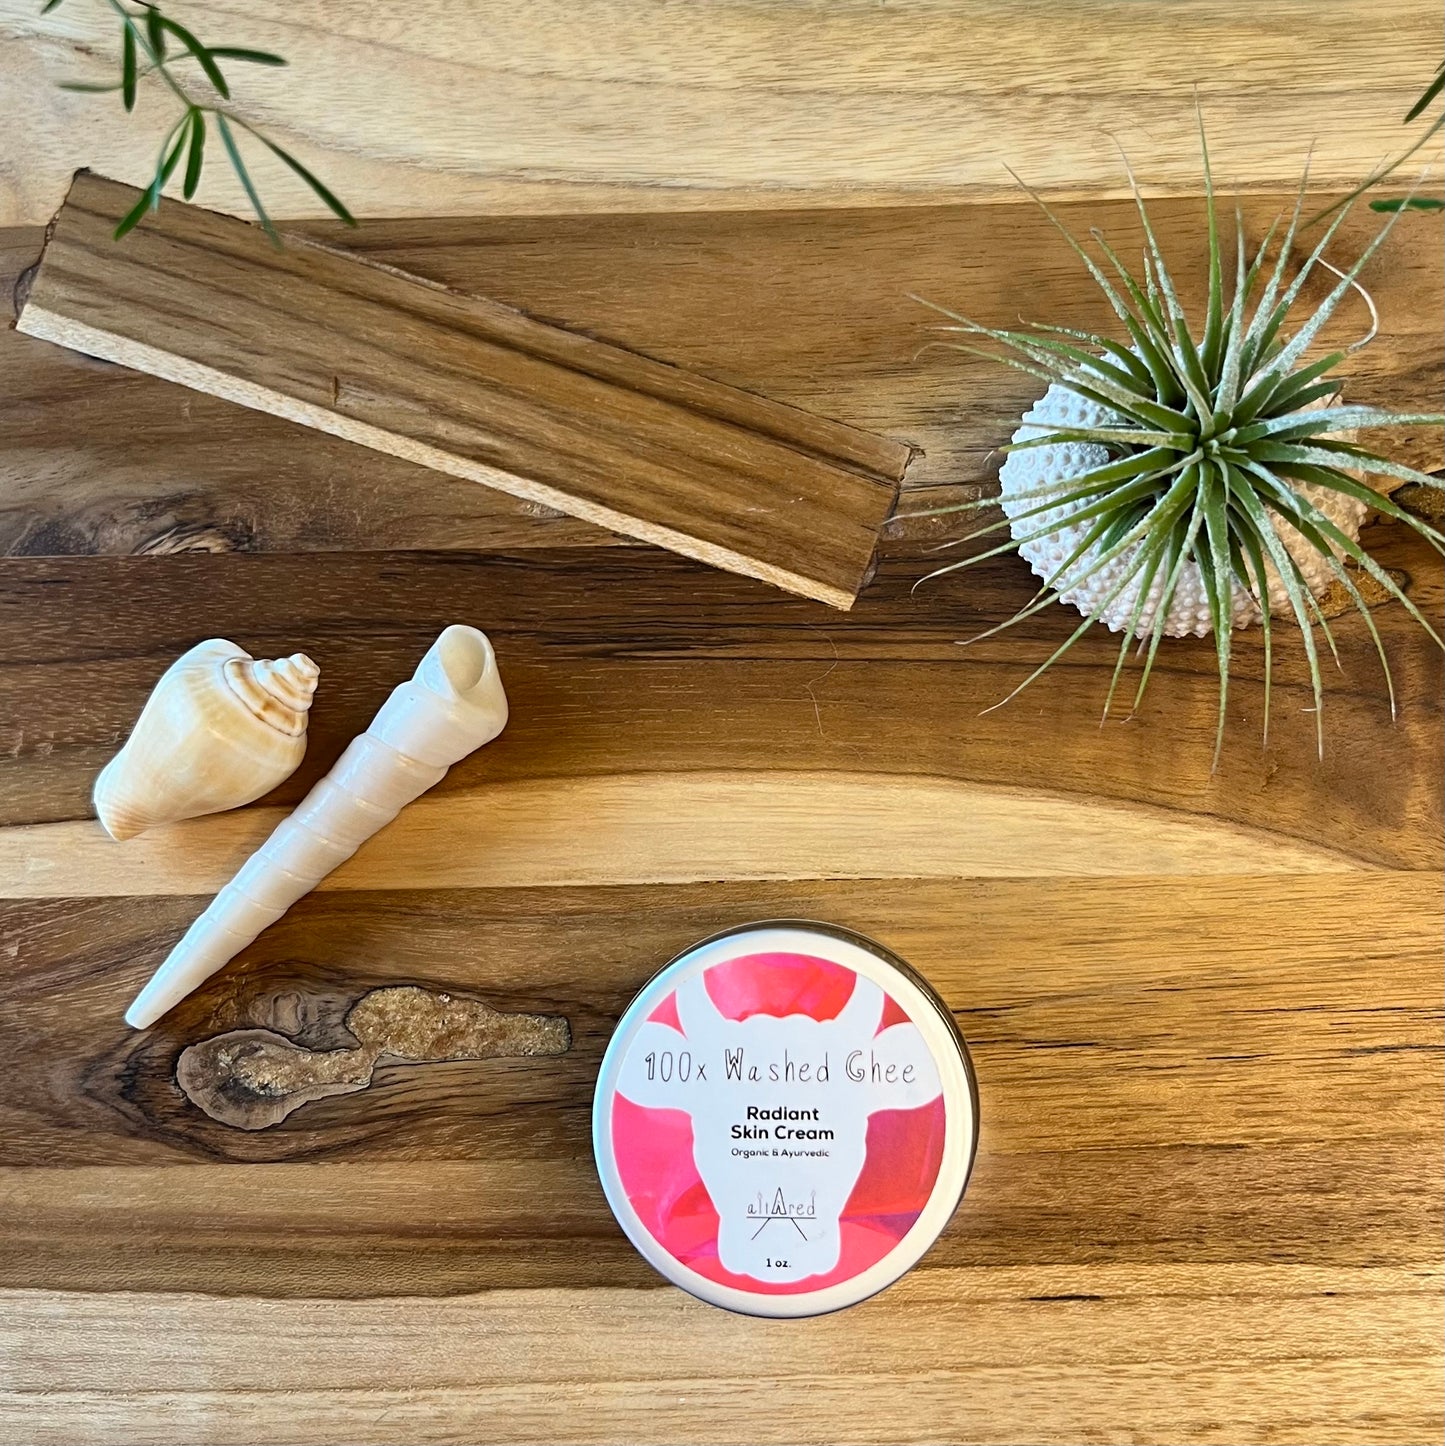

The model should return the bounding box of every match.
[1,874,1441,1446]
[3,195,1440,562]
[0,197,1441,1443]
[0,533,1441,1443]
[1,0,1441,225]
[15,174,908,609]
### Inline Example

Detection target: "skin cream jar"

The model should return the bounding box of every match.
[593,921,978,1317]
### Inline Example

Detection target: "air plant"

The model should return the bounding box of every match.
[41,0,353,242]
[914,122,1445,765]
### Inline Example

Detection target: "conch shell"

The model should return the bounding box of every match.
[125,625,508,1030]
[94,639,319,842]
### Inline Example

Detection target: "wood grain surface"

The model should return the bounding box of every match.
[0,531,1441,1442]
[1,171,1443,1446]
[16,175,907,607]
[0,0,1441,225]
[3,197,1441,561]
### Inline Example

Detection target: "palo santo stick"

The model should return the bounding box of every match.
[124,626,508,1030]
[17,173,910,609]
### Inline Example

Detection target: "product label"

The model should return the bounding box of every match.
[608,950,947,1294]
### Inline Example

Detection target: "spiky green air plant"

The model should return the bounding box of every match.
[911,126,1445,767]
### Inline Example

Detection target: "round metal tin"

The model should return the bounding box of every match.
[592,921,978,1317]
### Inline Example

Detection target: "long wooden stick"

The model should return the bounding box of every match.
[16,173,910,608]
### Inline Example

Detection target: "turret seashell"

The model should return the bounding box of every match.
[125,625,507,1029]
[94,639,319,842]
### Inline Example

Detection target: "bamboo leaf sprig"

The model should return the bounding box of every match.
[912,119,1445,764]
[42,0,354,242]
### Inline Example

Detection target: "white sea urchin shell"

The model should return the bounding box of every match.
[998,383,1369,639]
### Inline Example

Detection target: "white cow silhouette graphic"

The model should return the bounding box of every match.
[616,967,942,1283]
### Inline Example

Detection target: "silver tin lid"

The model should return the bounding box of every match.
[593,921,978,1317]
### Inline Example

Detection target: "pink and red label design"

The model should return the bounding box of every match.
[606,949,950,1296]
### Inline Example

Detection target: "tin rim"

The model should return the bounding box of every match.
[592,919,979,1318]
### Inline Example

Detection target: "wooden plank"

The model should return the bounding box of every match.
[1,1266,1441,1445]
[0,547,1438,1444]
[0,542,1438,864]
[0,873,1439,1441]
[1,167,1440,1446]
[0,220,611,556]
[16,175,910,608]
[0,772,1366,901]
[2,873,1437,1170]
[2,0,1440,225]
[3,197,1439,560]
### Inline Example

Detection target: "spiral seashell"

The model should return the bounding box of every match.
[125,625,507,1029]
[94,640,319,842]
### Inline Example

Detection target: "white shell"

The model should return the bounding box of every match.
[124,625,508,1030]
[94,639,319,841]
[998,383,1368,639]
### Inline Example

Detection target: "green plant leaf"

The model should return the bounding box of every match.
[112,185,155,240]
[1369,196,1445,213]
[215,113,277,243]
[121,21,137,110]
[55,3,348,252]
[204,47,287,66]
[1131,497,1204,715]
[1251,352,1344,420]
[144,4,166,59]
[1222,469,1326,757]
[950,506,1151,639]
[1249,202,1409,399]
[1197,462,1235,769]
[979,544,1165,719]
[183,108,205,199]
[998,465,1195,565]
[1262,380,1344,419]
[922,310,1144,396]
[158,15,229,97]
[1001,426,1189,453]
[1115,149,1215,419]
[1229,511,1275,744]
[1246,488,1398,718]
[1266,460,1445,559]
[1002,164,1172,365]
[921,310,1190,433]
[1196,107,1226,380]
[1246,462,1444,651]
[1240,406,1445,443]
[1237,158,1334,380]
[938,461,1199,625]
[1101,538,1167,724]
[149,113,191,202]
[904,447,1185,521]
[1212,209,1251,415]
[1025,322,1155,389]
[1405,62,1445,124]
[236,122,356,225]
[1237,480,1348,677]
[1233,201,1363,419]
[1085,229,1184,399]
[113,112,188,238]
[921,337,1179,436]
[1251,441,1445,499]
